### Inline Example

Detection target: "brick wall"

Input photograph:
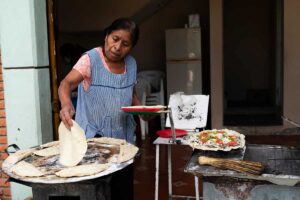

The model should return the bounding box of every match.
[0,53,11,199]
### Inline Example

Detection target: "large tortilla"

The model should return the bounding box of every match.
[59,120,87,167]
[187,129,245,151]
[40,141,59,148]
[55,163,110,178]
[33,145,60,157]
[5,149,36,165]
[118,144,139,163]
[12,161,44,177]
[87,137,127,146]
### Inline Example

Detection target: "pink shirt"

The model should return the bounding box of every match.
[74,47,126,91]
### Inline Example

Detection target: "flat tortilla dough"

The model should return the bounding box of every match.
[33,145,60,157]
[118,144,139,163]
[5,149,36,165]
[12,161,44,177]
[55,163,110,178]
[59,120,87,167]
[87,137,127,146]
[40,141,59,148]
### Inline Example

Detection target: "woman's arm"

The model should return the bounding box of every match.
[132,87,142,106]
[58,69,84,129]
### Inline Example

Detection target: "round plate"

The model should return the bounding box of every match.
[156,129,188,138]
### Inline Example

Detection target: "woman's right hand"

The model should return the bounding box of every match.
[59,103,75,130]
[58,69,84,130]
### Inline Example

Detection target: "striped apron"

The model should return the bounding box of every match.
[75,48,137,144]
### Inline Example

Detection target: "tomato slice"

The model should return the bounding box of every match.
[200,139,208,143]
[216,139,223,144]
[201,133,208,137]
[228,141,237,146]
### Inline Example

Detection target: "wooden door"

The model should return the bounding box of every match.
[46,0,60,140]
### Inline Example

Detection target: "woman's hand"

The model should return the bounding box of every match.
[60,103,75,130]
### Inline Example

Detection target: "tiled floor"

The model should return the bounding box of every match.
[133,119,300,200]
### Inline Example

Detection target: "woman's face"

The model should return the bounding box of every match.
[104,29,133,62]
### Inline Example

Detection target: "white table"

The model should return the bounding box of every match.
[153,137,201,200]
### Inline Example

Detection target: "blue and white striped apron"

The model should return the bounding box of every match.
[75,48,137,144]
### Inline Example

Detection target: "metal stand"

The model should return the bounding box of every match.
[167,107,181,145]
[154,141,201,200]
[154,107,201,200]
[185,144,300,200]
[168,108,176,144]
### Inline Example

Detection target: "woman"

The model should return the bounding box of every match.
[58,17,140,200]
[59,17,140,143]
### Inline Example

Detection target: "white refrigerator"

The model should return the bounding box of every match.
[165,28,202,98]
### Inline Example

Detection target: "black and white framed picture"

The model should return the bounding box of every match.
[166,93,209,130]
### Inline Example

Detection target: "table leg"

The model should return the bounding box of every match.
[168,145,172,200]
[155,144,160,200]
[195,176,199,200]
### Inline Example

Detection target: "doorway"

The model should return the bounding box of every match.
[223,0,283,126]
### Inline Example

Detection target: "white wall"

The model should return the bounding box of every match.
[0,0,48,67]
[283,0,300,126]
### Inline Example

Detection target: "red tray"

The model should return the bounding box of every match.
[156,129,188,138]
[121,106,164,113]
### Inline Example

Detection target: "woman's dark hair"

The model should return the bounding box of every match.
[104,17,139,47]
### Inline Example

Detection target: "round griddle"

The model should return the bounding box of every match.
[2,142,134,184]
